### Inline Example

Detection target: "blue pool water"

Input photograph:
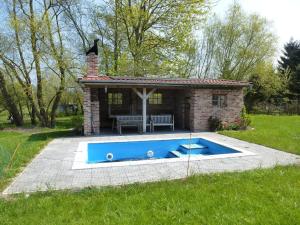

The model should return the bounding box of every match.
[87,138,240,163]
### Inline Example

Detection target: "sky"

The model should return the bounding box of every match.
[212,0,300,56]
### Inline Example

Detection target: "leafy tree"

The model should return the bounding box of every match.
[63,0,209,77]
[195,3,277,80]
[245,62,284,111]
[278,39,300,99]
[0,0,78,127]
[116,0,207,76]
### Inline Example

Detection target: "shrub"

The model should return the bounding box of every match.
[221,120,240,131]
[240,107,251,129]
[208,116,223,131]
[208,107,251,132]
[71,115,83,135]
[56,112,67,118]
[227,123,240,130]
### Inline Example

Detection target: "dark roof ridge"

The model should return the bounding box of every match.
[80,75,249,87]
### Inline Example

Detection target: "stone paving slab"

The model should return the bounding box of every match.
[2,132,300,195]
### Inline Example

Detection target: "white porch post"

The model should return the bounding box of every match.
[142,88,147,133]
[133,87,156,133]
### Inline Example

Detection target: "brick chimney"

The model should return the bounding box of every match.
[86,39,99,77]
[83,39,100,136]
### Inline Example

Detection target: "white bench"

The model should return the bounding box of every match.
[151,115,174,132]
[116,115,151,134]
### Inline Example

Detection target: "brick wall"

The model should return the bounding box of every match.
[212,89,244,125]
[189,88,244,131]
[91,88,100,134]
[83,87,100,135]
[86,53,98,77]
[189,89,213,131]
[83,87,91,135]
[83,51,100,135]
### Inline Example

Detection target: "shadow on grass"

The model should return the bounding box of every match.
[27,130,77,142]
[55,117,76,129]
[1,116,80,130]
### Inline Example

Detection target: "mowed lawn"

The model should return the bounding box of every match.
[0,115,299,225]
[0,117,74,190]
[0,166,299,225]
[220,115,300,155]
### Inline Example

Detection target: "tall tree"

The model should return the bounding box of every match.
[0,0,76,127]
[195,3,277,80]
[278,39,300,99]
[65,0,209,77]
[117,0,207,76]
[42,0,67,127]
[28,0,48,126]
[245,62,284,111]
[12,0,36,124]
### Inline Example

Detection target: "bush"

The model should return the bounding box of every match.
[240,107,251,129]
[56,112,67,118]
[71,115,83,135]
[227,122,240,130]
[208,116,222,131]
[220,120,239,130]
[208,107,251,132]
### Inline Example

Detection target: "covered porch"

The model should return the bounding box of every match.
[84,86,191,135]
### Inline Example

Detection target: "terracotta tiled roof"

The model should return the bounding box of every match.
[79,75,249,87]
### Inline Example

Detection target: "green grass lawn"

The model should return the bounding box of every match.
[220,115,300,155]
[0,166,299,225]
[0,117,75,190]
[0,115,300,225]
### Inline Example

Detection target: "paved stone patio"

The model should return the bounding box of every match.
[2,132,300,195]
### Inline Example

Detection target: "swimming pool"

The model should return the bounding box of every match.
[87,138,239,163]
[72,136,255,169]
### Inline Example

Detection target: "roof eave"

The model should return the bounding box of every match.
[78,79,249,88]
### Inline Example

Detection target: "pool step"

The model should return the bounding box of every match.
[170,150,190,158]
[179,144,208,154]
[171,150,207,158]
[180,144,207,149]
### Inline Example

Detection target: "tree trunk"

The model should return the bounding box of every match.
[12,0,41,126]
[29,0,48,126]
[0,71,23,126]
[1,54,43,125]
[30,105,37,125]
[133,55,142,76]
[44,6,66,127]
[49,74,65,127]
[5,65,24,118]
[113,0,119,74]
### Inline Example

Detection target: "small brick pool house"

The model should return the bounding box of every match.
[80,42,249,136]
